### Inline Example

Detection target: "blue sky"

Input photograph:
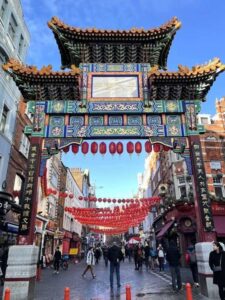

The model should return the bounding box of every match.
[21,0,225,198]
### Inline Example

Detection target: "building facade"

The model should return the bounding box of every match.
[198,97,225,242]
[0,0,30,190]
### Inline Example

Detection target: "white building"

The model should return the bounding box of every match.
[0,0,30,189]
[64,168,84,237]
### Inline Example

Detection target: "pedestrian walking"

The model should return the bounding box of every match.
[102,244,109,267]
[134,244,139,270]
[108,241,123,290]
[149,247,157,270]
[1,245,9,281]
[185,243,199,287]
[53,246,61,274]
[157,243,165,271]
[166,240,182,292]
[144,242,150,270]
[82,246,96,279]
[121,244,125,262]
[136,243,144,271]
[94,245,101,264]
[209,242,225,300]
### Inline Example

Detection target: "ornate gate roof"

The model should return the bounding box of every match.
[48,16,181,69]
[3,58,224,101]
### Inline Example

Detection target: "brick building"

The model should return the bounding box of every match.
[198,97,225,242]
[6,100,32,203]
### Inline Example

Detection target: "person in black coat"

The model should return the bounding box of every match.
[166,240,182,291]
[209,242,225,300]
[108,242,123,290]
[53,246,62,274]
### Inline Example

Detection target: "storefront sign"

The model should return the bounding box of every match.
[192,142,214,231]
[212,203,225,215]
[19,144,40,235]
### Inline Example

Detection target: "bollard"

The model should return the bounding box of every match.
[64,287,70,300]
[4,288,11,300]
[36,265,41,281]
[126,284,131,300]
[186,283,193,300]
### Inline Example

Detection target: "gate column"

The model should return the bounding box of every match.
[189,135,218,298]
[3,137,43,300]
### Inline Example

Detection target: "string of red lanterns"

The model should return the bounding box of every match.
[64,198,161,235]
[62,142,171,154]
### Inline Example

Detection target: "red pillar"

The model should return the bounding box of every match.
[188,135,216,242]
[17,137,43,245]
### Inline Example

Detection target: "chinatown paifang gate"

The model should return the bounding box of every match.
[3,16,225,299]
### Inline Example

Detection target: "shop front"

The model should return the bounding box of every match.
[43,220,57,264]
[212,202,225,243]
[153,202,196,265]
[63,231,72,255]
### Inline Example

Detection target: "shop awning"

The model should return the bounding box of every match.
[156,220,174,239]
[7,223,18,233]
[214,216,225,237]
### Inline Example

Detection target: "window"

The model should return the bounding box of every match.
[13,174,24,205]
[214,187,223,199]
[213,177,222,184]
[0,0,8,21]
[0,105,9,133]
[210,161,221,170]
[19,133,30,158]
[179,186,187,197]
[178,176,185,184]
[18,34,24,56]
[200,117,209,125]
[0,47,8,65]
[8,14,17,42]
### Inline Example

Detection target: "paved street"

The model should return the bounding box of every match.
[34,258,208,300]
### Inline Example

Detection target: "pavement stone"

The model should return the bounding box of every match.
[33,258,209,300]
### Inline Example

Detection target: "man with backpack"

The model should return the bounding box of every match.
[186,243,199,287]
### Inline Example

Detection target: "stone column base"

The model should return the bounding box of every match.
[3,245,38,300]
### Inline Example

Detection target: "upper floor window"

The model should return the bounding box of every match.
[19,133,30,158]
[179,186,187,197]
[13,174,24,205]
[8,13,17,42]
[0,105,9,133]
[178,176,185,185]
[213,176,222,185]
[0,0,8,21]
[18,34,24,56]
[200,117,210,125]
[210,161,221,170]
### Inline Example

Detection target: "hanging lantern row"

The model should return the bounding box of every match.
[65,197,161,234]
[62,142,171,154]
[46,188,74,199]
[77,196,160,203]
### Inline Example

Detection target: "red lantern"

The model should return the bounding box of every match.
[127,142,134,154]
[72,144,79,154]
[82,142,89,154]
[145,141,152,153]
[116,142,123,155]
[79,196,83,200]
[153,143,160,152]
[135,142,142,154]
[112,199,116,203]
[52,190,57,195]
[99,142,107,155]
[69,194,74,199]
[91,142,98,154]
[63,146,70,153]
[163,145,170,151]
[109,142,116,155]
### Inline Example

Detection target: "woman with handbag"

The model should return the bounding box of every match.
[209,242,225,300]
